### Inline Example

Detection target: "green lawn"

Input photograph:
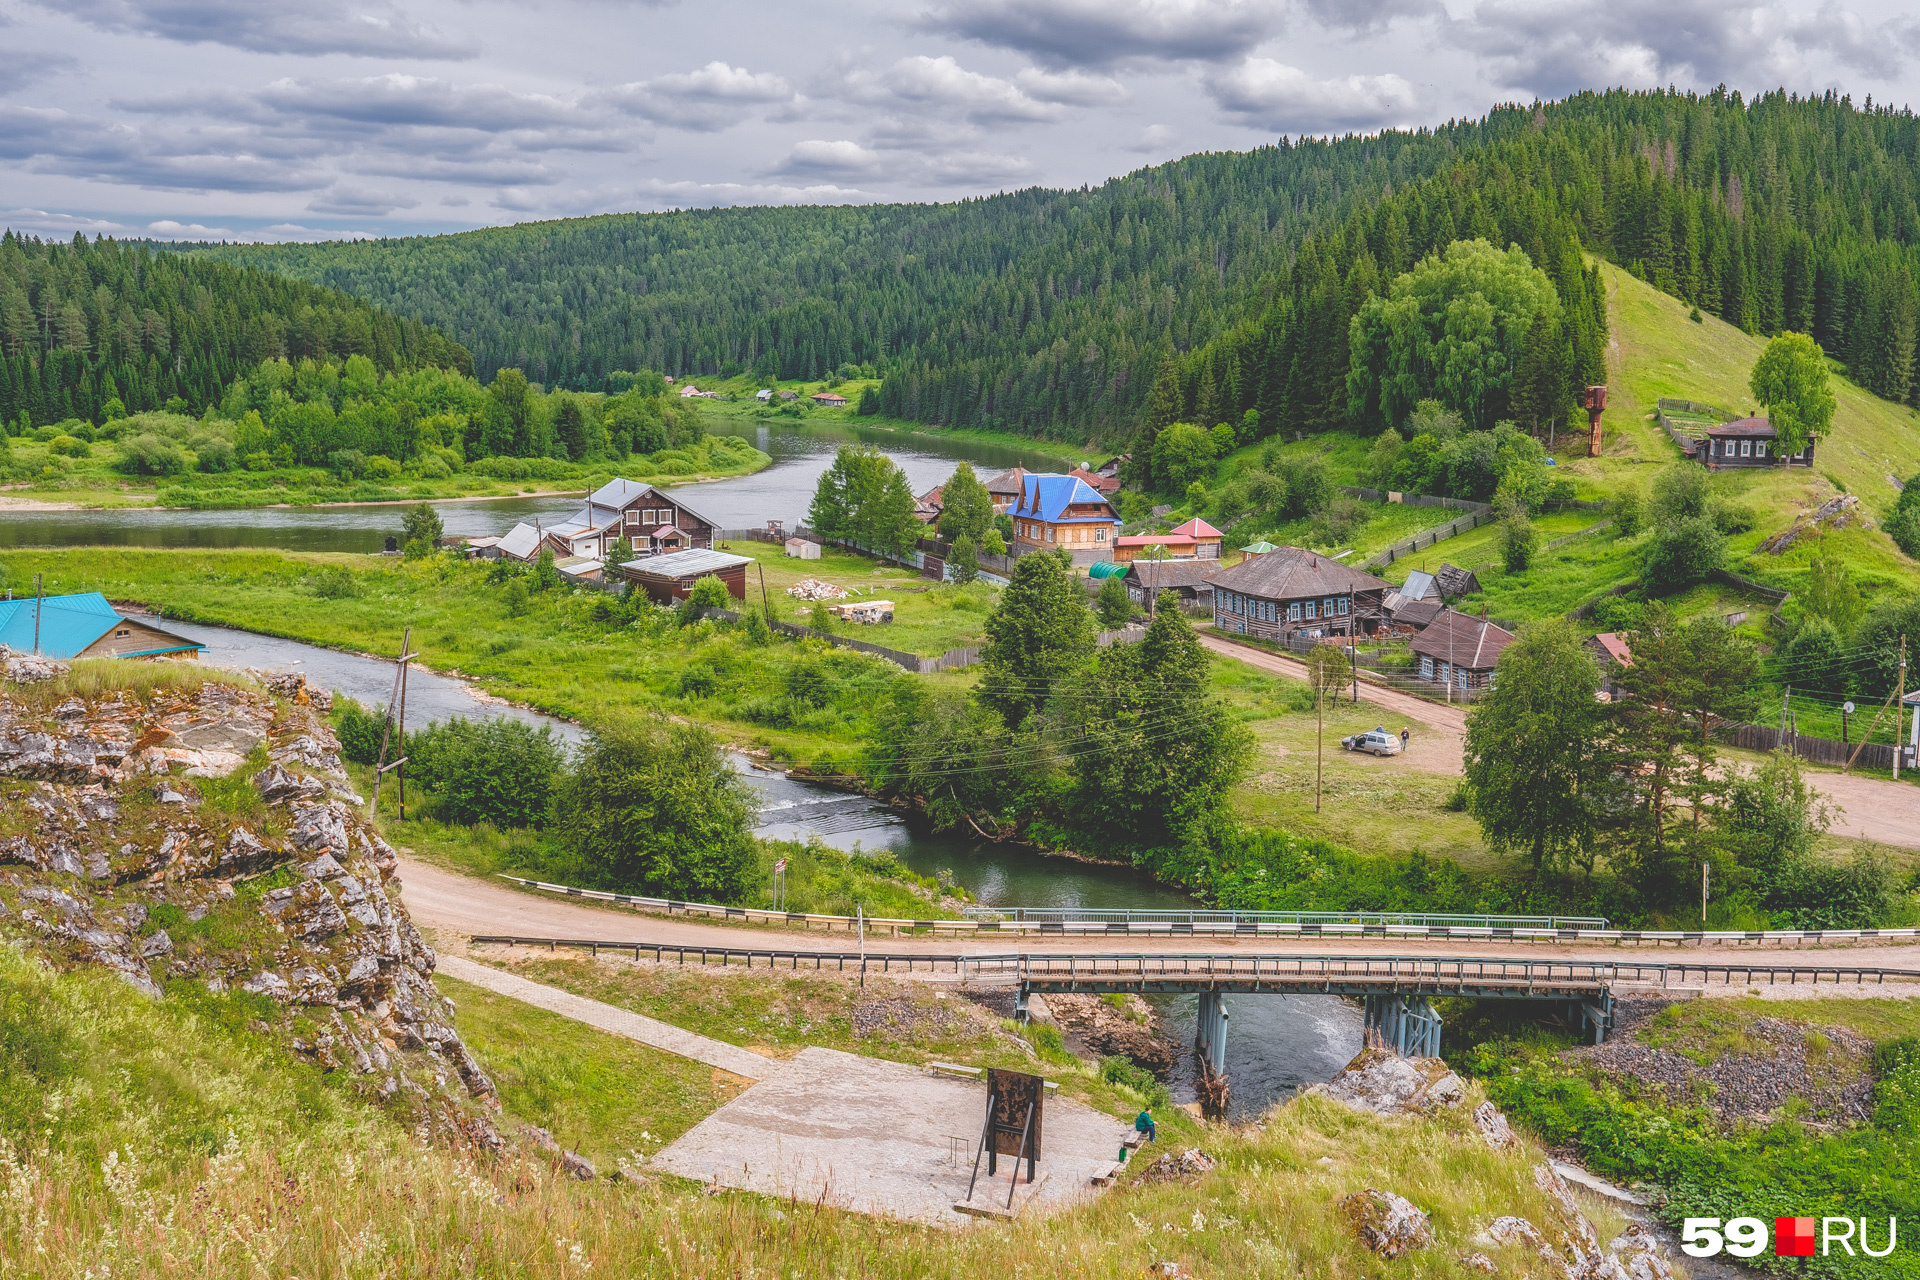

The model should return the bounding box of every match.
[719,537,999,657]
[438,973,737,1170]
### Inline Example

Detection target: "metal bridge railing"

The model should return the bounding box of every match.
[959,908,1612,929]
[466,937,1920,991]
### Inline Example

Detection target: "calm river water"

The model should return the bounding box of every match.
[0,419,1079,553]
[69,417,1355,1115]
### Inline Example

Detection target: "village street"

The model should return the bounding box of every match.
[1198,634,1920,851]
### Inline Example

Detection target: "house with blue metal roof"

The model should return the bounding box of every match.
[1007,474,1122,566]
[0,592,203,661]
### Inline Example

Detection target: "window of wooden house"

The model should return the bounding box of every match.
[1740,441,1751,457]
[1420,656,1434,679]
[1756,442,1768,457]
[1288,602,1302,622]
[1095,528,1107,542]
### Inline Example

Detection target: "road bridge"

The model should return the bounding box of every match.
[470,934,1920,1062]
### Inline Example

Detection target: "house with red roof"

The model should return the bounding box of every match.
[1067,466,1120,496]
[1165,517,1223,559]
[1585,631,1633,701]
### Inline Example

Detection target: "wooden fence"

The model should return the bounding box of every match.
[700,608,1142,675]
[1360,510,1492,572]
[1720,722,1902,772]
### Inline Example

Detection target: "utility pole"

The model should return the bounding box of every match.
[31,573,43,656]
[1896,635,1908,782]
[1701,860,1709,925]
[370,626,417,818]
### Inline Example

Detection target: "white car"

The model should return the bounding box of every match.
[1340,727,1403,756]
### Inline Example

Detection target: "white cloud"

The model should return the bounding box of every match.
[775,138,885,177]
[636,177,887,208]
[308,184,421,215]
[0,206,137,236]
[604,61,796,131]
[1299,0,1440,33]
[1123,122,1178,151]
[1013,66,1128,104]
[874,55,1063,123]
[33,0,477,58]
[1207,57,1419,131]
[920,0,1286,66]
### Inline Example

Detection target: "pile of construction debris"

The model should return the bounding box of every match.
[786,577,849,601]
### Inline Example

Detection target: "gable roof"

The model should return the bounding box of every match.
[1012,474,1119,524]
[0,592,201,660]
[1206,545,1391,600]
[1066,466,1120,494]
[1123,560,1219,589]
[1433,562,1480,599]
[985,465,1028,496]
[1382,594,1445,627]
[497,522,544,560]
[1410,609,1515,669]
[1167,517,1222,540]
[1399,569,1437,602]
[1590,632,1633,666]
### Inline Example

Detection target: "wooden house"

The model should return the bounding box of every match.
[1007,474,1122,565]
[984,466,1028,513]
[1113,532,1199,562]
[1701,417,1815,468]
[1066,466,1120,496]
[1206,546,1391,639]
[1433,563,1481,600]
[614,548,751,605]
[510,478,721,562]
[0,592,202,661]
[810,392,850,407]
[1585,631,1633,701]
[1123,559,1217,608]
[1411,609,1515,697]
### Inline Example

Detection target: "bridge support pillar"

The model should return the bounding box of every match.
[1195,990,1228,1077]
[1568,991,1612,1045]
[1364,995,1441,1057]
[1015,985,1030,1024]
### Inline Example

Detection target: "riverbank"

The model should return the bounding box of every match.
[0,432,771,511]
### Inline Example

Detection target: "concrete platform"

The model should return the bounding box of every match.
[648,1046,1132,1226]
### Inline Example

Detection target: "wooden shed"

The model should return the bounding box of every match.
[615,549,751,605]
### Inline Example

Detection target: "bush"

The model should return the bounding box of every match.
[46,434,88,458]
[332,698,388,765]
[407,716,564,829]
[364,454,402,480]
[1709,498,1757,534]
[1612,488,1643,537]
[505,578,531,618]
[1500,509,1538,571]
[191,435,236,473]
[1099,1055,1172,1105]
[1642,515,1725,591]
[1890,503,1920,559]
[553,716,760,900]
[308,565,361,599]
[1096,574,1135,629]
[118,433,189,476]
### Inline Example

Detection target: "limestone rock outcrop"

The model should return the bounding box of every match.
[0,671,496,1147]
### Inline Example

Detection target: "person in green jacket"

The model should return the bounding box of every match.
[1134,1109,1157,1143]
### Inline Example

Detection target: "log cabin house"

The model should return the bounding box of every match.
[1206,546,1391,639]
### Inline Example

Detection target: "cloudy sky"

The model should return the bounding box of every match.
[3,0,1919,242]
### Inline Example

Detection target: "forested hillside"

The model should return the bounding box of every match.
[179,117,1532,430]
[183,88,1920,446]
[0,232,471,429]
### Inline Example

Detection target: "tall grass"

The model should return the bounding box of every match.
[0,942,1630,1279]
[11,658,255,709]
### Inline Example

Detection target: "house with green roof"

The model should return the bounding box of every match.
[0,592,203,661]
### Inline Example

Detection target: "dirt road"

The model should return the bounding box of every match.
[1200,633,1920,849]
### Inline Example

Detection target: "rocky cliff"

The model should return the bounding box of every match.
[0,663,499,1146]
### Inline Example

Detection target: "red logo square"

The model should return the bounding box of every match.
[1776,1217,1816,1257]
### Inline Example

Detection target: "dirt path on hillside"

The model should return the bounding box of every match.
[1201,633,1920,848]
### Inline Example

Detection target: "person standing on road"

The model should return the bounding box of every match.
[1400,726,1410,752]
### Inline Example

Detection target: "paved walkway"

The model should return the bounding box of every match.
[435,953,781,1080]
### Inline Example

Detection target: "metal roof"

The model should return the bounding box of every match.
[1011,473,1118,524]
[619,549,752,578]
[1166,517,1222,540]
[1410,609,1515,669]
[497,522,544,560]
[1590,632,1634,666]
[0,592,201,660]
[1399,569,1436,601]
[1206,545,1391,600]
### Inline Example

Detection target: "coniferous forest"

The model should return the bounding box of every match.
[168,87,1920,449]
[0,233,472,430]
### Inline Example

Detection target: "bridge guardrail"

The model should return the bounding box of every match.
[466,937,1920,991]
[961,907,1611,929]
[493,875,1920,948]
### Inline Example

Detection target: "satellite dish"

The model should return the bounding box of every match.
[1844,701,1856,714]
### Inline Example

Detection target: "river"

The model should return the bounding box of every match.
[0,419,1080,553]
